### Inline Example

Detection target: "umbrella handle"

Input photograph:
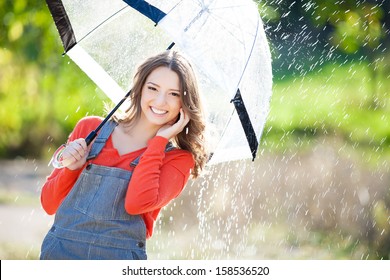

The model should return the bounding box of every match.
[85,90,132,146]
[85,130,97,146]
[48,90,130,168]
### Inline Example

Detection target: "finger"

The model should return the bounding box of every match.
[180,108,190,127]
[66,147,83,161]
[74,138,88,152]
[173,110,185,130]
[65,141,86,161]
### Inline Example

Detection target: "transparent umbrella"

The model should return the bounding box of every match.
[46,0,273,167]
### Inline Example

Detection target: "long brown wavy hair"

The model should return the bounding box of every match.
[113,50,208,178]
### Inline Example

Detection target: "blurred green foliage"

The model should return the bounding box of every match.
[303,0,386,53]
[0,0,107,159]
[263,61,390,164]
[258,0,390,54]
[257,0,390,105]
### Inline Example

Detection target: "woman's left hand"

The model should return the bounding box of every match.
[156,108,190,140]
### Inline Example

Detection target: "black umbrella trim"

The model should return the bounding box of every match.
[45,0,77,53]
[231,89,259,161]
[122,0,166,24]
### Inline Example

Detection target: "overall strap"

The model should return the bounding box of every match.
[130,142,176,167]
[87,120,118,160]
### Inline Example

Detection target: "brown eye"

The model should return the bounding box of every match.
[170,92,180,97]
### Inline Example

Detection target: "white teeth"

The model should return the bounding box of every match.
[151,107,167,115]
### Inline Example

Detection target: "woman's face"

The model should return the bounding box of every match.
[140,66,182,128]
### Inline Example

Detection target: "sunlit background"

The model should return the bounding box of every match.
[0,0,389,259]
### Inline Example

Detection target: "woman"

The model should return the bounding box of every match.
[40,50,208,260]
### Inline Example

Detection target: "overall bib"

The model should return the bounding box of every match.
[41,120,172,260]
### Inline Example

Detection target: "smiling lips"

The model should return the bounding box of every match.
[150,106,168,115]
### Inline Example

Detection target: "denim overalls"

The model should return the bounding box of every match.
[40,120,172,260]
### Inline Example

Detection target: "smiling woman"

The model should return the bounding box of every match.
[141,66,183,129]
[39,50,208,260]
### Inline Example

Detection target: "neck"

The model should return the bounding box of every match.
[123,115,160,141]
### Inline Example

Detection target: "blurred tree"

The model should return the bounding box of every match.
[257,0,390,260]
[257,0,390,107]
[301,0,388,108]
[1,0,59,63]
[0,0,54,157]
[0,0,105,158]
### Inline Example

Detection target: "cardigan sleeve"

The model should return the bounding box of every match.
[125,136,194,215]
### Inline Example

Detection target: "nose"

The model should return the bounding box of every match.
[154,91,167,106]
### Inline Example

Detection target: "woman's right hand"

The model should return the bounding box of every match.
[156,108,190,140]
[60,138,89,170]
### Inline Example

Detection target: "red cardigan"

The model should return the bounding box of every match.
[41,116,194,238]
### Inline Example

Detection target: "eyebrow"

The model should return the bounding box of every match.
[146,82,181,93]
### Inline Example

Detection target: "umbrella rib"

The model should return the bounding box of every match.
[76,6,129,45]
[164,0,184,17]
[234,14,260,90]
[208,107,237,163]
[205,3,259,42]
[208,7,259,42]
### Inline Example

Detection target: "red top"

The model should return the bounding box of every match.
[41,116,194,238]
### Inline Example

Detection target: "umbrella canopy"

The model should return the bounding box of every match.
[46,0,273,164]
